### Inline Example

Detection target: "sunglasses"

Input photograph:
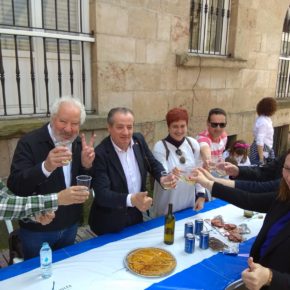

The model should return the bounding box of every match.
[176,149,186,164]
[210,122,227,128]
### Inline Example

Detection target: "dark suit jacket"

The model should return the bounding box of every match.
[89,133,164,235]
[238,154,285,181]
[7,124,87,231]
[212,182,290,290]
[235,179,280,193]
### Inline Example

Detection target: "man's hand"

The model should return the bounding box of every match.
[44,146,72,172]
[81,133,96,169]
[131,191,152,212]
[58,186,89,206]
[242,257,271,290]
[35,211,55,225]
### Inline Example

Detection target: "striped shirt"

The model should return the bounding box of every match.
[0,180,58,220]
[196,129,228,158]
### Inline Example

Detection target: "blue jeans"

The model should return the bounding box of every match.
[19,223,78,260]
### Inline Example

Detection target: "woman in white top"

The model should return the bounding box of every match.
[249,97,277,165]
[152,108,206,217]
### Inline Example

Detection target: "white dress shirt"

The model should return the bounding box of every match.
[111,138,142,207]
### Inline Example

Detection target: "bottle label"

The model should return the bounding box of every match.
[165,228,174,235]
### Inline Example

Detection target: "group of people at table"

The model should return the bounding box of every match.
[0,95,287,290]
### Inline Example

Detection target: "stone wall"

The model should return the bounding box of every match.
[89,0,290,144]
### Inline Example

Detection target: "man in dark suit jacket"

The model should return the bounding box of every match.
[7,96,95,259]
[89,107,175,235]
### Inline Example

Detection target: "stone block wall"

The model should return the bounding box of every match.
[89,0,290,147]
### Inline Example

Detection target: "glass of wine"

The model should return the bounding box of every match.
[179,165,196,185]
[55,140,72,165]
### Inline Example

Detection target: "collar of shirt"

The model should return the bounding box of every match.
[110,137,134,153]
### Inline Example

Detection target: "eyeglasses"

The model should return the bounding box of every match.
[210,122,227,128]
[176,149,186,164]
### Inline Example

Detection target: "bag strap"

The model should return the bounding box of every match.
[185,137,195,155]
[162,139,170,161]
[162,137,195,161]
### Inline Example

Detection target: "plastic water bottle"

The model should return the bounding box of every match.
[40,242,52,278]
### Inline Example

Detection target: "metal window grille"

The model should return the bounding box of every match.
[276,6,290,99]
[0,0,95,117]
[188,0,231,56]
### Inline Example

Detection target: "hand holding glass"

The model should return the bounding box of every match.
[55,140,72,165]
[161,171,176,190]
[179,165,196,185]
[208,156,227,177]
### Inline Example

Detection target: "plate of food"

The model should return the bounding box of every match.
[124,247,177,278]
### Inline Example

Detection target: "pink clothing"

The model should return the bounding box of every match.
[196,129,228,157]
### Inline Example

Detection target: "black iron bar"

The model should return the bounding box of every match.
[189,0,195,52]
[196,0,202,53]
[68,0,74,96]
[219,1,225,54]
[0,36,7,116]
[208,0,214,53]
[81,41,85,105]
[14,35,22,115]
[55,0,62,97]
[213,4,219,54]
[202,0,208,54]
[224,5,230,56]
[27,0,36,113]
[43,38,50,115]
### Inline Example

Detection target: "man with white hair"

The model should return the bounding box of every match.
[7,96,95,259]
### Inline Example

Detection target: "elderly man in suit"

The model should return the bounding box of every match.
[89,107,175,235]
[7,96,95,259]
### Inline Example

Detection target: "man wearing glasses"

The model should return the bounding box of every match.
[196,108,228,164]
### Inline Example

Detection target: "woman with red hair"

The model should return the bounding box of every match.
[151,108,205,217]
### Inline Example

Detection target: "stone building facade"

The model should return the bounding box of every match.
[0,0,290,179]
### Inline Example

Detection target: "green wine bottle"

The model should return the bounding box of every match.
[164,203,175,245]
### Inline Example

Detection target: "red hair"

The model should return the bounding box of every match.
[166,108,188,127]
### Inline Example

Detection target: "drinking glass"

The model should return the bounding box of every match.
[161,171,174,190]
[55,140,72,165]
[179,165,196,185]
[210,156,227,177]
[76,175,92,189]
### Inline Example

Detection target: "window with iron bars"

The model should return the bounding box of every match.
[188,0,231,56]
[0,0,94,117]
[276,6,290,99]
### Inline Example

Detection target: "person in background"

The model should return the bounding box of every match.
[190,149,290,290]
[0,180,89,223]
[250,97,277,165]
[89,107,175,235]
[223,140,251,166]
[151,107,205,217]
[196,107,228,165]
[7,96,96,259]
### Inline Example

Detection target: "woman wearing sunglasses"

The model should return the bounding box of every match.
[151,108,206,217]
[250,97,277,166]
